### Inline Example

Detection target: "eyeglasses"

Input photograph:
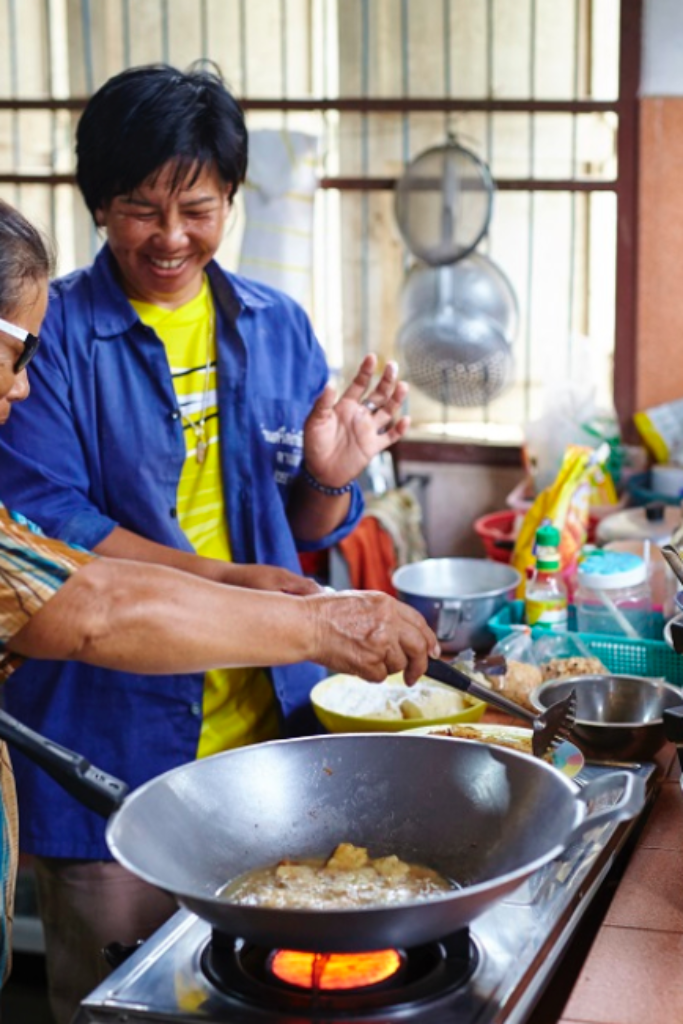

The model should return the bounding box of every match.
[0,315,41,373]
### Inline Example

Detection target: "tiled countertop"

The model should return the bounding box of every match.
[478,707,683,1023]
[557,744,683,1024]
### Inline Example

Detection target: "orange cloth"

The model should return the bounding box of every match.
[337,516,397,595]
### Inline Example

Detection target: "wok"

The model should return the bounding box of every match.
[0,713,645,952]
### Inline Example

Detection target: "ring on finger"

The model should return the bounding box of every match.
[363,398,380,413]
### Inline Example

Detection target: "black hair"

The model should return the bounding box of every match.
[76,62,249,219]
[0,199,53,317]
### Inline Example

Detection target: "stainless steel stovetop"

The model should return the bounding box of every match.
[74,762,656,1024]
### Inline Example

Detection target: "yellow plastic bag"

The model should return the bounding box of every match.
[511,444,609,598]
[587,459,618,508]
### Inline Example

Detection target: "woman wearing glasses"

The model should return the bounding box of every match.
[0,319,40,378]
[0,199,436,1009]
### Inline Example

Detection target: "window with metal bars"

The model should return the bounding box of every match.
[0,0,638,456]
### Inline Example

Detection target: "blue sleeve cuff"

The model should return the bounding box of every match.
[60,509,119,551]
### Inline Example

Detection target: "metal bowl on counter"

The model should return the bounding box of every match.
[530,673,683,762]
[392,558,521,652]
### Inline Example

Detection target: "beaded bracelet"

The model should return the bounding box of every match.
[302,464,354,497]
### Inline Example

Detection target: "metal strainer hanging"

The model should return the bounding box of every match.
[400,253,518,341]
[394,139,494,266]
[394,139,515,407]
[397,263,514,407]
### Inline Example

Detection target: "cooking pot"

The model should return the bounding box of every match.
[0,712,644,952]
[392,558,521,652]
[530,674,683,762]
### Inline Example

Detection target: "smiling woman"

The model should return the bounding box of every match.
[79,63,243,312]
[0,176,437,1020]
[95,163,232,310]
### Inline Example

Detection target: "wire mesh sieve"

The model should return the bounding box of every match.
[398,311,514,408]
[397,262,515,407]
[394,140,494,266]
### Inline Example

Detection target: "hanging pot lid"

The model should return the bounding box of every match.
[595,502,682,545]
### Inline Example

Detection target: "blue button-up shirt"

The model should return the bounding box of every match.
[0,246,362,859]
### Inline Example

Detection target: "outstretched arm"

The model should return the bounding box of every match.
[95,526,320,595]
[7,557,439,685]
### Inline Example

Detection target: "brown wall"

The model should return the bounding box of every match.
[636,97,683,410]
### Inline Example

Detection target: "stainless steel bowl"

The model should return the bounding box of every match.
[530,674,683,761]
[392,558,521,653]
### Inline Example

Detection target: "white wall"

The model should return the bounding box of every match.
[641,0,683,96]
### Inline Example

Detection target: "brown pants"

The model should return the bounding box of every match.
[33,857,177,1024]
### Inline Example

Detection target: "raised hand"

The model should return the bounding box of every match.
[302,354,410,489]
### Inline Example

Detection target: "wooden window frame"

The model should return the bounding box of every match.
[0,1,640,467]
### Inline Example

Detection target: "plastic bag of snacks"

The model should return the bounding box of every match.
[484,630,544,711]
[454,636,544,713]
[531,631,608,682]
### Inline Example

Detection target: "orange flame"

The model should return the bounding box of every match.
[270,948,402,990]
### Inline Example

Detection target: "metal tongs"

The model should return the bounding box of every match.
[661,544,683,587]
[424,656,577,759]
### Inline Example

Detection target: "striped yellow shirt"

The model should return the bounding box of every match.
[131,281,279,756]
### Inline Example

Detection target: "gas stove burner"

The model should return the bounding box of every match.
[201,928,478,1016]
[269,947,406,990]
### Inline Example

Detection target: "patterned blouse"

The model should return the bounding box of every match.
[0,502,93,980]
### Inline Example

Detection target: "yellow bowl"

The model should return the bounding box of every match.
[310,673,487,734]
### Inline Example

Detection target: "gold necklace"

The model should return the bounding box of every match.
[181,303,214,465]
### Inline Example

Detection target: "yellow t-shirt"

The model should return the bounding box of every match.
[130,280,280,756]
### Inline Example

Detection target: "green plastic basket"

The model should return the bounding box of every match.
[488,601,683,686]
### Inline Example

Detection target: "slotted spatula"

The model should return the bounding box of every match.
[424,656,577,759]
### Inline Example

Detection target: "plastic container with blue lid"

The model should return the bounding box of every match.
[576,550,654,639]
